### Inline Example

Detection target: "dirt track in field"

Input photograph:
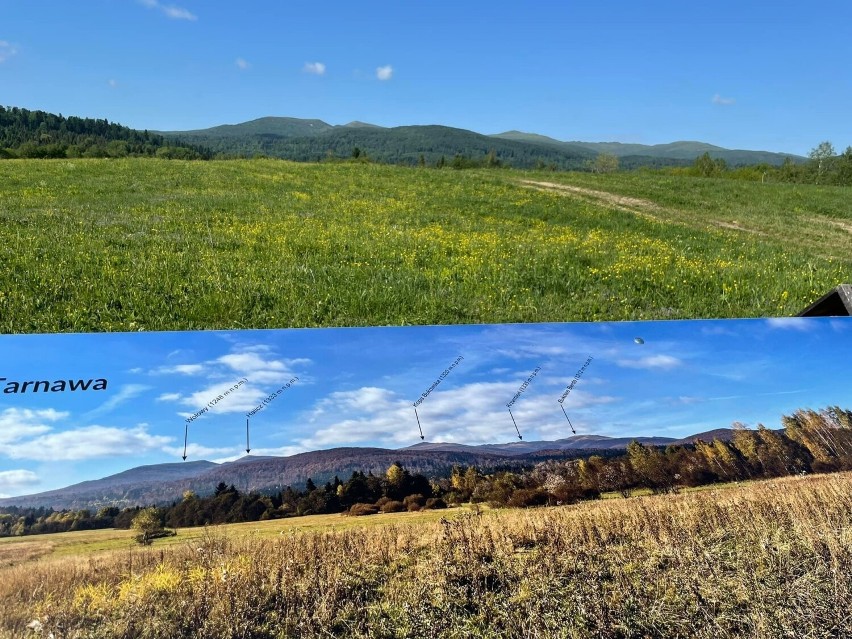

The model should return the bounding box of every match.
[519,179,767,236]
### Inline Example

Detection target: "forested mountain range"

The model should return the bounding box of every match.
[165,116,802,167]
[166,120,599,169]
[3,407,850,538]
[0,432,733,511]
[1,105,804,168]
[493,130,805,165]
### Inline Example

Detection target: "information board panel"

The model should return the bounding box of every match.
[1,316,849,500]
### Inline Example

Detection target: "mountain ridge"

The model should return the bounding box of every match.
[162,116,803,167]
[0,431,735,510]
[492,130,804,164]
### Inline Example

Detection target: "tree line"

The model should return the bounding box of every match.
[2,405,851,538]
[7,105,847,183]
[0,465,446,537]
[463,406,852,507]
[680,142,852,186]
[0,106,208,159]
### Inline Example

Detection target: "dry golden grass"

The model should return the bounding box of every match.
[0,506,465,570]
[0,541,54,568]
[3,474,852,637]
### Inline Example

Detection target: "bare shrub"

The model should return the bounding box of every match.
[424,497,447,510]
[379,500,405,513]
[348,502,378,517]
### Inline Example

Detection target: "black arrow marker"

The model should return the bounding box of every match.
[560,404,576,434]
[246,418,251,454]
[413,407,425,440]
[182,424,188,461]
[508,408,523,440]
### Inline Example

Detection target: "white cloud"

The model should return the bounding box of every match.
[138,0,197,21]
[218,352,285,373]
[459,324,585,362]
[765,317,818,331]
[108,79,118,88]
[616,355,682,370]
[84,384,151,419]
[0,41,17,63]
[162,6,196,20]
[182,379,262,414]
[297,380,615,449]
[0,469,39,489]
[4,425,172,461]
[235,57,250,70]
[831,319,851,333]
[0,408,67,445]
[303,62,326,75]
[376,65,393,81]
[222,352,307,382]
[152,344,309,417]
[701,325,738,337]
[156,363,205,375]
[712,93,735,106]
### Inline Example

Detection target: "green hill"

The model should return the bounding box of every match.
[166,119,597,169]
[492,131,804,166]
[167,116,802,168]
[1,106,806,168]
[169,116,334,138]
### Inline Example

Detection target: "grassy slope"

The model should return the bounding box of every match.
[527,170,852,257]
[0,159,849,333]
[2,162,851,634]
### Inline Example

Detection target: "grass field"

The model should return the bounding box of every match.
[0,506,470,565]
[3,472,852,638]
[2,159,852,636]
[1,159,849,333]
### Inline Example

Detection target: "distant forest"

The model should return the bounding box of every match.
[675,146,852,187]
[2,406,851,539]
[171,125,599,170]
[2,105,849,185]
[0,106,207,159]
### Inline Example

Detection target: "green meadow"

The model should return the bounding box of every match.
[2,159,852,637]
[1,159,849,333]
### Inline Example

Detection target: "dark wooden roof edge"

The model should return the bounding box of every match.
[796,284,852,317]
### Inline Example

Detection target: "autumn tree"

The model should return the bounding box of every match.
[131,507,166,545]
[626,441,672,492]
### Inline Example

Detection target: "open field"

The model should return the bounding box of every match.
[0,506,470,566]
[520,172,852,258]
[3,472,852,637]
[1,159,849,333]
[0,483,748,566]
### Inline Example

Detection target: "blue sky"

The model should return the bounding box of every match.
[1,1,850,155]
[0,317,850,497]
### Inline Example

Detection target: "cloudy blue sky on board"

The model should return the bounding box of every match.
[1,1,850,155]
[0,318,850,496]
